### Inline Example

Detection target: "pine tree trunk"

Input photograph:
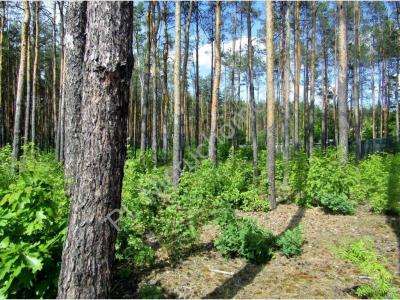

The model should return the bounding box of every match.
[293,1,300,154]
[371,61,376,140]
[57,2,133,298]
[172,0,182,185]
[396,58,399,142]
[53,2,58,157]
[24,29,31,145]
[182,2,193,150]
[303,29,309,154]
[322,36,328,151]
[309,1,316,155]
[247,2,258,176]
[266,0,276,209]
[63,2,86,196]
[353,1,361,160]
[283,1,290,181]
[59,2,65,161]
[208,1,221,165]
[151,2,160,164]
[12,0,30,160]
[140,5,152,153]
[0,2,4,147]
[162,2,169,163]
[195,3,200,148]
[31,1,39,145]
[337,0,349,161]
[230,3,237,151]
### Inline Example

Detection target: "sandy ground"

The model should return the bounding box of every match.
[114,204,400,299]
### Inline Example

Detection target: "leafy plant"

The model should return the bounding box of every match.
[0,150,67,298]
[320,193,355,215]
[215,211,274,264]
[338,239,399,299]
[303,149,358,207]
[241,189,269,212]
[137,284,163,299]
[276,225,304,257]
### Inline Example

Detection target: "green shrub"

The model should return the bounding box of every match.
[215,211,274,264]
[288,152,309,202]
[304,150,358,207]
[320,193,355,215]
[241,189,269,212]
[338,239,399,299]
[0,150,67,298]
[276,226,304,257]
[358,154,389,213]
[387,154,400,215]
[137,284,163,299]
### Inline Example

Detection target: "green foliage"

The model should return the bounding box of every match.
[338,239,399,299]
[300,149,358,209]
[240,189,269,212]
[215,210,274,264]
[288,152,309,202]
[0,149,67,298]
[357,153,400,215]
[137,284,163,299]
[276,226,304,257]
[0,145,16,190]
[320,193,355,215]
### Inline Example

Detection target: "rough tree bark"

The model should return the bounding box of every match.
[31,1,39,145]
[172,0,182,185]
[208,1,221,166]
[63,2,86,196]
[57,2,133,298]
[247,1,258,176]
[337,0,349,161]
[12,0,30,160]
[266,0,276,209]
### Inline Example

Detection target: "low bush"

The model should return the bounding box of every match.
[320,193,355,215]
[276,225,304,257]
[338,239,399,299]
[241,189,269,212]
[304,150,357,206]
[137,284,163,299]
[215,210,274,264]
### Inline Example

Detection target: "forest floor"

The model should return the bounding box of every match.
[116,204,400,299]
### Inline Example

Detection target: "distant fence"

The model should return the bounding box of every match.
[358,136,400,158]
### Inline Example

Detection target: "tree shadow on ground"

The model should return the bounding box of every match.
[111,241,214,298]
[203,205,306,299]
[386,155,400,273]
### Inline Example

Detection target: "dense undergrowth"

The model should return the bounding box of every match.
[0,145,67,298]
[0,144,399,298]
